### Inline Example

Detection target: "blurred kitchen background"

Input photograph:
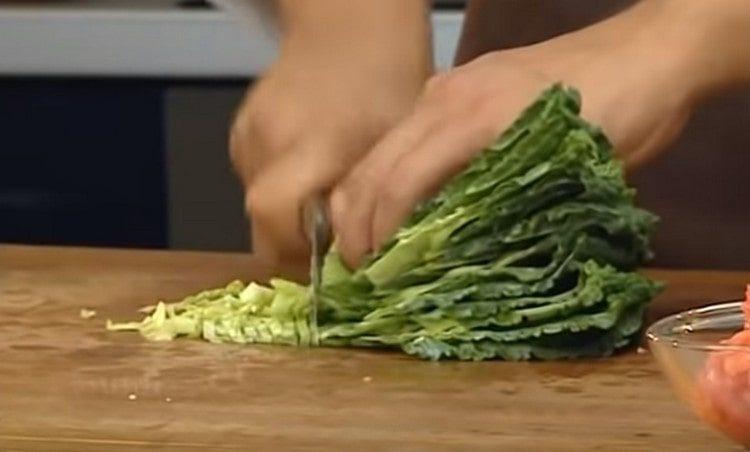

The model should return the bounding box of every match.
[1,0,749,270]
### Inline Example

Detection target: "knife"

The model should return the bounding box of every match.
[303,195,331,346]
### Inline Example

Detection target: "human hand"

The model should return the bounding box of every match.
[331,0,726,269]
[229,1,431,277]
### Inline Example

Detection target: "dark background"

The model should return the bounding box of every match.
[0,79,167,248]
[0,78,249,250]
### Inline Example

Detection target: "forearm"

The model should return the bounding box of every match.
[275,0,433,74]
[557,0,750,107]
[665,0,750,99]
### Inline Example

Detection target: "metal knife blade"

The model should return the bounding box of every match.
[303,195,330,346]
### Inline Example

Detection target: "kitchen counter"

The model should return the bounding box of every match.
[0,1,463,77]
[1,244,747,450]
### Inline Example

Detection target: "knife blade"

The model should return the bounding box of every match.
[303,195,330,346]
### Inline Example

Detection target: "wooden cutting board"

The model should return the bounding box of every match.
[1,244,748,451]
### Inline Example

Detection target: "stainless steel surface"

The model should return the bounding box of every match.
[0,0,278,78]
[0,4,461,77]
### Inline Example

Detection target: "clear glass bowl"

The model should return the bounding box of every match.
[647,301,750,448]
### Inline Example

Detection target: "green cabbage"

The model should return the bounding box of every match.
[108,85,661,360]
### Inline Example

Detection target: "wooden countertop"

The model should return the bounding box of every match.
[1,244,748,451]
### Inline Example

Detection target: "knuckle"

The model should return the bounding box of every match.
[424,73,447,95]
[424,73,468,100]
[250,110,296,154]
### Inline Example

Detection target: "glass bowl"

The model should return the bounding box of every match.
[647,301,750,448]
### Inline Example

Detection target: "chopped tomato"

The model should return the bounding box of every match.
[695,285,750,446]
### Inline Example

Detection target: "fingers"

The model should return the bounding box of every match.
[251,220,310,282]
[229,85,328,273]
[330,113,437,268]
[227,44,429,276]
[370,117,499,249]
[229,89,301,187]
[332,94,502,269]
[246,136,346,265]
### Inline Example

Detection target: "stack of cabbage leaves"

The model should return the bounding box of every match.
[108,85,661,361]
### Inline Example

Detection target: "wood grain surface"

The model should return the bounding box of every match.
[1,244,748,451]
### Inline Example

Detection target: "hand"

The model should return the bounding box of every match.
[331,0,728,269]
[229,1,432,277]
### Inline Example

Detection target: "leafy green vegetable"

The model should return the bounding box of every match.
[80,308,97,320]
[108,85,661,360]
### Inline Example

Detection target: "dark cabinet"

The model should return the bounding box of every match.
[0,78,249,251]
[0,79,167,248]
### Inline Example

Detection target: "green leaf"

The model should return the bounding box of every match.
[108,84,662,361]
